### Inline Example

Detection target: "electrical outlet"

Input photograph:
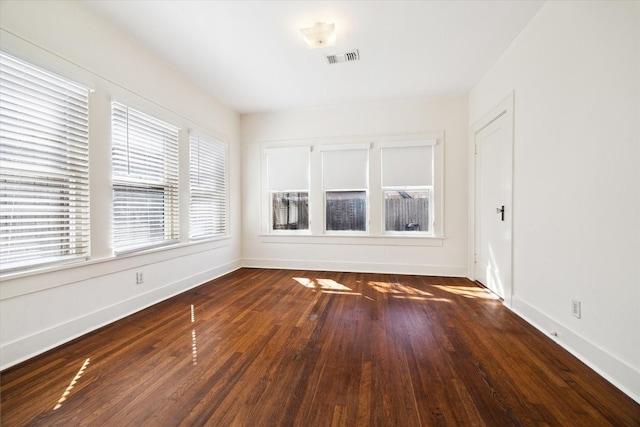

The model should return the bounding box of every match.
[136,272,144,284]
[571,299,581,318]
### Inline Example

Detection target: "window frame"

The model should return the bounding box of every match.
[263,145,311,235]
[259,133,444,244]
[381,187,433,236]
[0,51,91,274]
[111,101,180,254]
[324,189,368,233]
[380,140,437,236]
[320,143,370,235]
[188,130,228,241]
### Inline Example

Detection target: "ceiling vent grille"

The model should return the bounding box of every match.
[326,49,360,65]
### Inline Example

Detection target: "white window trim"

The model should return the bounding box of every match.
[0,51,91,274]
[259,132,445,244]
[261,143,312,234]
[111,101,181,254]
[0,36,234,285]
[379,133,444,238]
[320,143,371,235]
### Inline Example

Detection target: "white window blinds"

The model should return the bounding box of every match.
[321,145,369,190]
[111,102,179,252]
[381,142,434,187]
[265,146,310,191]
[189,131,227,239]
[0,52,90,272]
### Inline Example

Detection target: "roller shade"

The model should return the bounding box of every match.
[266,146,310,191]
[381,142,434,187]
[321,145,369,190]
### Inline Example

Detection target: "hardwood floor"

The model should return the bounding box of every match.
[1,268,639,426]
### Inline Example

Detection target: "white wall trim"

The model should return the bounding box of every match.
[242,258,466,277]
[0,261,241,371]
[510,296,640,404]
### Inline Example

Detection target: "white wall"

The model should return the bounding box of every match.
[242,95,468,276]
[469,1,640,401]
[0,1,242,369]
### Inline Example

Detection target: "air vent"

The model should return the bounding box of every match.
[326,49,360,65]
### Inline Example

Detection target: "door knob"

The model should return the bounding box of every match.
[496,205,505,221]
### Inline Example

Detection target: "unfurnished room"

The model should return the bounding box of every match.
[0,1,639,425]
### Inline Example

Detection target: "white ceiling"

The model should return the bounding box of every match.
[84,0,545,114]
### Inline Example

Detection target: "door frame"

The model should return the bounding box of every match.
[468,92,514,307]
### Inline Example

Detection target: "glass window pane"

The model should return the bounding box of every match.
[272,192,309,230]
[326,191,366,231]
[384,190,429,232]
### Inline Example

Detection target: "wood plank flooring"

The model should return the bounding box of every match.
[1,268,639,426]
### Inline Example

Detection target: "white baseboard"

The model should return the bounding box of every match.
[242,258,467,277]
[0,261,240,371]
[510,296,640,404]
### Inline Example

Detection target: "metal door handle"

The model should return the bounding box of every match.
[496,205,505,221]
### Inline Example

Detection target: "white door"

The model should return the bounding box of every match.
[474,101,513,304]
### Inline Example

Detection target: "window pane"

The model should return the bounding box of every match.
[326,191,366,231]
[384,190,429,232]
[113,185,166,249]
[272,192,308,230]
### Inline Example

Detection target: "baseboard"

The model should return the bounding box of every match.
[241,258,467,277]
[510,296,640,404]
[0,261,241,371]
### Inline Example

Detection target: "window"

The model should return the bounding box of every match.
[381,142,434,234]
[111,102,179,253]
[265,146,310,231]
[0,52,90,273]
[189,131,227,239]
[321,145,369,232]
[272,192,308,230]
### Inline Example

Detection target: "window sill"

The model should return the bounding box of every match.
[258,234,445,247]
[0,236,232,300]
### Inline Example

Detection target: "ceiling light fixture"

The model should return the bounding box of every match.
[300,22,336,49]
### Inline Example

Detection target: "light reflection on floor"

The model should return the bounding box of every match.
[191,304,198,365]
[53,357,90,410]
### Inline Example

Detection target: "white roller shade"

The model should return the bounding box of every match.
[0,52,90,272]
[321,146,369,190]
[382,143,434,187]
[266,146,310,191]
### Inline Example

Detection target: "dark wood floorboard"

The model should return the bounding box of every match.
[1,268,639,426]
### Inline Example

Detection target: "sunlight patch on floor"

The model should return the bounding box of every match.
[368,281,432,296]
[294,277,352,291]
[431,285,499,300]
